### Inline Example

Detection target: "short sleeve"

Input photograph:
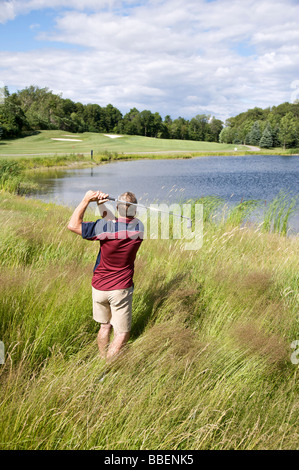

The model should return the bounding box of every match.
[82,219,106,240]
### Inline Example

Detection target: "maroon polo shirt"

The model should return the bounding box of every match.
[81,217,144,291]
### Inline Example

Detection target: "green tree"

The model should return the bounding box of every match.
[259,123,273,148]
[16,86,49,113]
[164,115,172,125]
[0,91,29,138]
[139,110,155,137]
[101,104,123,132]
[246,121,262,146]
[219,126,235,144]
[153,112,163,138]
[162,115,172,139]
[15,86,62,130]
[188,115,209,141]
[236,120,254,144]
[278,112,298,149]
[73,102,87,132]
[122,108,142,135]
[83,104,103,132]
[170,117,188,140]
[69,112,85,133]
[208,117,223,142]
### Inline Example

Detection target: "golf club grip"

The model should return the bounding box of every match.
[107,196,116,201]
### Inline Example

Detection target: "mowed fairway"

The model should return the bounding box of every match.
[0,130,245,157]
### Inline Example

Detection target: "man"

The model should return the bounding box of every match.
[67,190,144,360]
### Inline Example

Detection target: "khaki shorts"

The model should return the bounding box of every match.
[92,286,134,333]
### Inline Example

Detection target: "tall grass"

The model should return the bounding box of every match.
[188,194,297,235]
[0,192,298,450]
[0,161,22,193]
[262,191,298,235]
[0,160,39,194]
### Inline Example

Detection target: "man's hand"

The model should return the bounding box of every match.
[68,190,109,236]
[83,190,109,204]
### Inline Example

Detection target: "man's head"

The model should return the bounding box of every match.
[117,191,137,218]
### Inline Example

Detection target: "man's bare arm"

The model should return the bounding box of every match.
[67,190,108,236]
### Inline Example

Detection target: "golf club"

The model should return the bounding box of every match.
[106,195,192,229]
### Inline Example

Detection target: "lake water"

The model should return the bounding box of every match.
[29,154,299,232]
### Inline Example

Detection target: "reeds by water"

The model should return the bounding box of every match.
[262,191,298,235]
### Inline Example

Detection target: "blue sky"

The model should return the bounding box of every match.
[1,0,299,121]
[0,10,76,51]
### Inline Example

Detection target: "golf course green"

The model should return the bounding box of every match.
[0,130,246,157]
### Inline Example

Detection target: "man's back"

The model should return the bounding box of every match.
[82,216,144,290]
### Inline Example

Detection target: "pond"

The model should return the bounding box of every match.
[28,154,299,232]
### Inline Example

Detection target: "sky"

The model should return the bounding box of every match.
[1,0,299,122]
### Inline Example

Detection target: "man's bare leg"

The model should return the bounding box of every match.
[97,323,112,358]
[107,331,130,360]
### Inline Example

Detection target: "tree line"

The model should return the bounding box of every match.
[0,85,222,142]
[219,102,299,149]
[0,85,299,148]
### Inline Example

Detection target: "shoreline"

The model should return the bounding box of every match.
[6,149,298,174]
[1,150,299,158]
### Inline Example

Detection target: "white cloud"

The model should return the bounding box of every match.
[1,0,299,121]
[0,1,16,23]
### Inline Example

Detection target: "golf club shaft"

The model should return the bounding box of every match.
[107,196,191,222]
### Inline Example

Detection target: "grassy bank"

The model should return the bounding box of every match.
[0,192,298,450]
